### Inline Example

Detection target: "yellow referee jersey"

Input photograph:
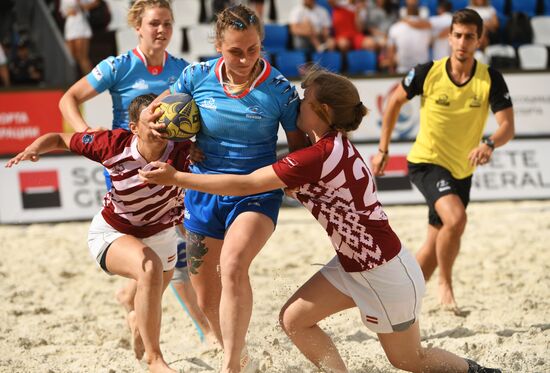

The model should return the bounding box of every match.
[403,57,511,179]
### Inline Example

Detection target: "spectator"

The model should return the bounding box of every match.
[60,0,97,75]
[329,0,377,52]
[9,39,43,86]
[364,0,398,43]
[386,0,431,73]
[289,0,335,52]
[430,1,453,60]
[0,44,10,86]
[468,0,499,47]
[399,0,429,19]
[400,0,453,60]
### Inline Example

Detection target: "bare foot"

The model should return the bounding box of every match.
[127,310,145,360]
[147,356,177,373]
[438,283,457,308]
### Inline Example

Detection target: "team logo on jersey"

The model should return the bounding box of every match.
[404,68,415,87]
[245,105,263,120]
[282,157,298,167]
[469,95,482,108]
[198,97,217,110]
[504,92,511,101]
[435,94,450,106]
[436,179,451,192]
[132,79,149,90]
[91,67,103,81]
[82,134,94,144]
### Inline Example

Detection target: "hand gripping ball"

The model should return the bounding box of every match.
[157,93,201,141]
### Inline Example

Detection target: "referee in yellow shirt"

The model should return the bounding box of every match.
[372,8,515,313]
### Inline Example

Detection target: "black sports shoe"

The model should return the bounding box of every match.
[466,358,502,373]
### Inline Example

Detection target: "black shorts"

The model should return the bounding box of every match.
[408,162,472,226]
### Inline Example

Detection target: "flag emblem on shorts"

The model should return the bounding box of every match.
[18,170,61,209]
[365,315,378,324]
[372,154,412,191]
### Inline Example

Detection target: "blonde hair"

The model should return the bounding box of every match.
[302,68,368,132]
[214,4,264,45]
[127,0,173,28]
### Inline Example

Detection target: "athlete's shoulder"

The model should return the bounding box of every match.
[263,63,299,106]
[166,53,189,69]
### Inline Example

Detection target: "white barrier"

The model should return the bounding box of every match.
[1,138,549,223]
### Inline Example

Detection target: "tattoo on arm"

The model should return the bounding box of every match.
[186,231,208,275]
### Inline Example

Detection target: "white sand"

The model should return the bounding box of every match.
[0,200,549,372]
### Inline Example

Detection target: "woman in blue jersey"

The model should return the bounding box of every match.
[141,5,308,372]
[58,0,215,358]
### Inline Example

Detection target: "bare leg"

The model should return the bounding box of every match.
[433,194,467,309]
[280,271,355,373]
[186,232,224,346]
[105,235,176,373]
[415,224,440,281]
[171,280,217,345]
[219,212,275,373]
[378,321,469,372]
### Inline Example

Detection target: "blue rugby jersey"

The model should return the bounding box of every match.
[87,47,188,130]
[170,57,300,174]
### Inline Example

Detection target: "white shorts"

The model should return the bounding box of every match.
[87,212,178,275]
[320,248,425,334]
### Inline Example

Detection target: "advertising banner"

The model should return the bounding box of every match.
[1,138,548,224]
[356,139,550,204]
[0,91,65,155]
[0,156,106,224]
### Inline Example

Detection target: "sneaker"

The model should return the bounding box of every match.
[466,359,502,373]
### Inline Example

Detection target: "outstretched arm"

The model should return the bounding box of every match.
[139,162,287,196]
[5,133,73,168]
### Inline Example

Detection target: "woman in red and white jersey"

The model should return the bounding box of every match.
[139,70,502,373]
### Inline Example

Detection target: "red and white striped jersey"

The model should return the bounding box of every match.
[70,129,190,238]
[272,131,401,272]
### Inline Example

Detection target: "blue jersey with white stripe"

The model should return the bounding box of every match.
[87,48,187,130]
[170,57,299,174]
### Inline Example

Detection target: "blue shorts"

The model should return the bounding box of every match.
[184,189,283,240]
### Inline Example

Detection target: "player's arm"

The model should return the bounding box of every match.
[139,162,287,196]
[286,129,310,152]
[5,133,73,168]
[372,84,408,176]
[468,69,515,166]
[59,77,102,132]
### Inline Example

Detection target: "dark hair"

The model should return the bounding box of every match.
[302,68,368,133]
[128,94,157,123]
[451,8,484,38]
[214,4,264,43]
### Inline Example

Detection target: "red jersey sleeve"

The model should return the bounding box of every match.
[69,129,131,164]
[272,141,326,188]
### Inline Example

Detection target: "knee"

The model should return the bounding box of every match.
[278,303,306,336]
[220,257,249,287]
[445,211,467,234]
[136,253,164,287]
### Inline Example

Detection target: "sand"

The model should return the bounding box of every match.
[0,200,549,373]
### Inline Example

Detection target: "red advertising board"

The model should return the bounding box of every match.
[0,90,65,155]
